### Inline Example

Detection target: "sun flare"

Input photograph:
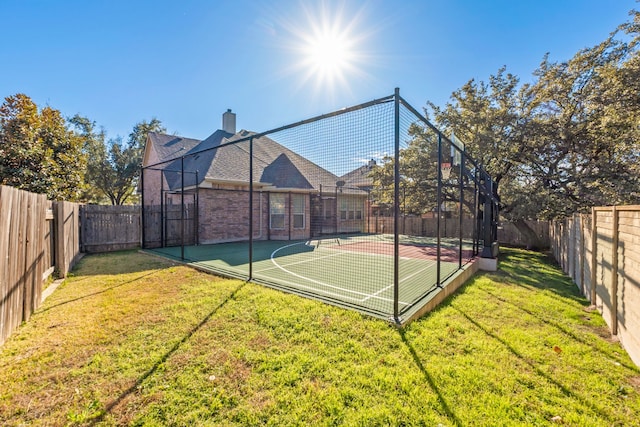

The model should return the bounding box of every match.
[274,1,374,97]
[306,30,351,78]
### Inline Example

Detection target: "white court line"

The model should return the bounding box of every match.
[254,250,345,274]
[360,260,436,303]
[258,272,409,306]
[323,242,420,261]
[268,242,410,305]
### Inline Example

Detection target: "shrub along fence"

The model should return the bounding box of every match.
[0,185,81,346]
[551,206,640,367]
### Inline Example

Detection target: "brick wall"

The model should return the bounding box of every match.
[198,188,313,243]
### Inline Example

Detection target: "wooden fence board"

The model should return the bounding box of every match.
[80,205,141,253]
[0,186,79,347]
[55,202,81,277]
[143,204,195,249]
[551,206,640,367]
[0,186,14,346]
[10,189,26,341]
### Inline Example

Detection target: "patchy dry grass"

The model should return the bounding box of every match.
[0,248,638,426]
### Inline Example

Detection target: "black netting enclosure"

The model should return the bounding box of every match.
[141,89,499,323]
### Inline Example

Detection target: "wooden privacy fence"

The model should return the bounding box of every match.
[498,221,549,248]
[551,206,640,367]
[80,205,141,253]
[366,216,476,238]
[143,204,196,249]
[366,216,549,248]
[0,185,81,346]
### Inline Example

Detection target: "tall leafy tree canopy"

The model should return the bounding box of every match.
[427,10,640,221]
[1,93,164,205]
[0,94,86,201]
[71,116,165,205]
[368,9,639,249]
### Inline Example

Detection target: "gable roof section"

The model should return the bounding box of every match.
[154,130,232,189]
[261,153,313,189]
[341,164,374,189]
[208,131,343,191]
[146,132,202,165]
[154,129,366,195]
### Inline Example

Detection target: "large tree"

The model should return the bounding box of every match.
[0,94,86,201]
[427,11,640,224]
[522,34,638,218]
[369,123,441,216]
[71,116,165,205]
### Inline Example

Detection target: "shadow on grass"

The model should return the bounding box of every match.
[493,249,588,305]
[89,281,247,425]
[399,329,462,427]
[476,285,640,373]
[38,271,161,314]
[451,303,616,424]
[68,250,177,276]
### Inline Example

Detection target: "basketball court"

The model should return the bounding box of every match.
[148,234,475,321]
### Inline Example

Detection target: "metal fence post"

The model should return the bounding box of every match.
[195,170,199,245]
[436,132,442,285]
[140,167,145,249]
[458,150,464,267]
[393,87,400,322]
[249,137,254,281]
[180,156,185,260]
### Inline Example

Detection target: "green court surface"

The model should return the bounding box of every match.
[148,235,473,321]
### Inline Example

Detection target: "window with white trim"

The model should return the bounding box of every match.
[270,194,285,229]
[292,194,305,229]
[339,197,363,221]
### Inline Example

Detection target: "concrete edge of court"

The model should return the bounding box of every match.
[401,258,480,326]
[140,248,486,327]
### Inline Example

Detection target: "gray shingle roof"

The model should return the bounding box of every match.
[341,164,374,189]
[147,129,366,195]
[147,132,202,164]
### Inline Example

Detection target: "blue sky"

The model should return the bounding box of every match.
[0,0,636,141]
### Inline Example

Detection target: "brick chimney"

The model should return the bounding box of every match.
[222,109,236,134]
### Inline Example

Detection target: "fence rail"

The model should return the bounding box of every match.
[551,206,640,367]
[0,185,81,346]
[80,205,141,253]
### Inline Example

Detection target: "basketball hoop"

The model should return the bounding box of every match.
[441,162,452,180]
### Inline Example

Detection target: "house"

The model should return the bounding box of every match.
[142,110,369,246]
[340,159,394,218]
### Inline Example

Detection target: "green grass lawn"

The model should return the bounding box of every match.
[0,248,638,426]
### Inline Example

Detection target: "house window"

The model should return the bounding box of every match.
[339,197,363,221]
[270,194,285,229]
[292,194,305,229]
[323,199,333,220]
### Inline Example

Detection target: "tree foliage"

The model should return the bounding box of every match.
[0,94,86,201]
[71,117,165,205]
[369,124,441,215]
[426,10,640,221]
[0,92,165,205]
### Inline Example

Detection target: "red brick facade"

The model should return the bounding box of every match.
[197,187,313,243]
